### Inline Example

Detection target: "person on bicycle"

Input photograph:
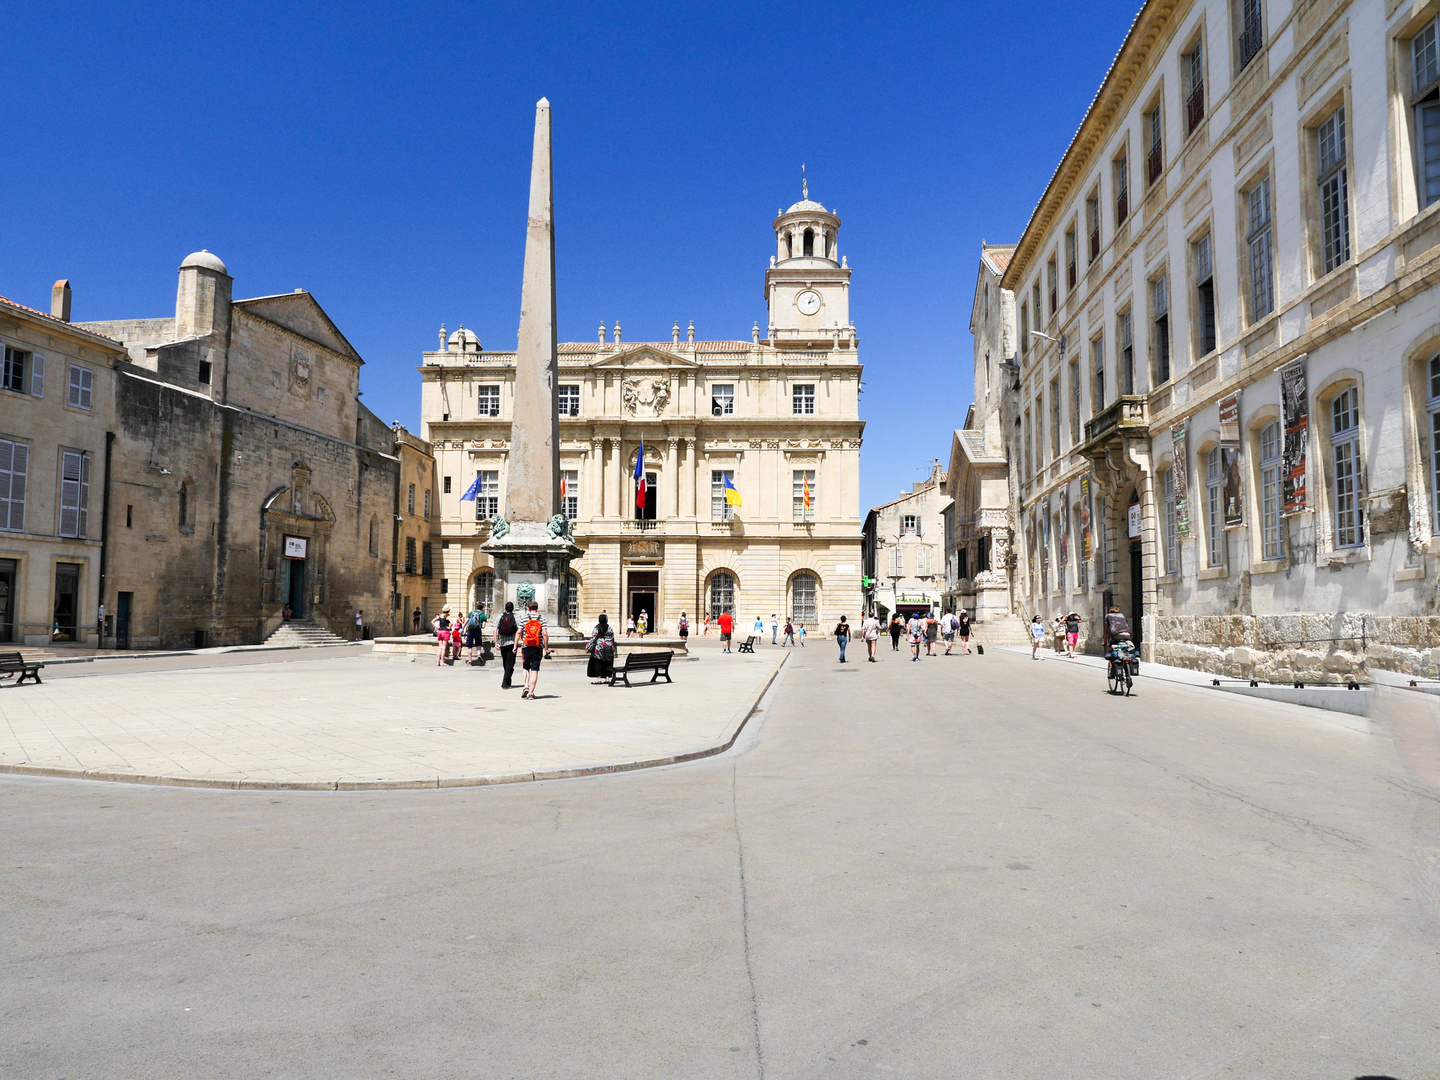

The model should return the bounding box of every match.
[1103,606,1133,658]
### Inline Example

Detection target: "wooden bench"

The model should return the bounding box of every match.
[0,651,44,686]
[609,650,674,687]
[736,636,756,653]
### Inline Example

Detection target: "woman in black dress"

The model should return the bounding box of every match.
[586,613,616,683]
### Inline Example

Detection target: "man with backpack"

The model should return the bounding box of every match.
[495,602,518,689]
[520,601,549,700]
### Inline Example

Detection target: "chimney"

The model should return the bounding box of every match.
[51,280,71,322]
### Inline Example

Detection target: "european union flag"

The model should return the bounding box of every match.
[459,475,482,502]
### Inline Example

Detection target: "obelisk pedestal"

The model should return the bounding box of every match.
[481,98,582,636]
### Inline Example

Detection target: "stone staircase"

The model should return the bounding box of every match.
[263,619,350,648]
[970,614,1034,647]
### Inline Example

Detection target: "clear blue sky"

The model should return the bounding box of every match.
[6,1,1136,511]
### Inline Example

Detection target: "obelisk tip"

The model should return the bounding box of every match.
[537,97,550,108]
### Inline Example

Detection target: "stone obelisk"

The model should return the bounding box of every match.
[482,98,581,632]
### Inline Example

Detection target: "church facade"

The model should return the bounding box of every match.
[420,190,865,632]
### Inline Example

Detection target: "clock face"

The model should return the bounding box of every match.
[796,290,822,316]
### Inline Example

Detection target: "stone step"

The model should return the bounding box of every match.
[970,616,1035,647]
[264,620,350,647]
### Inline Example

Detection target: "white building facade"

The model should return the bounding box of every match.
[995,0,1440,677]
[865,466,953,620]
[420,189,865,633]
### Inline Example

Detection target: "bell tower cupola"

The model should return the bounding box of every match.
[765,172,852,341]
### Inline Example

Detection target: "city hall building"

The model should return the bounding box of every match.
[980,0,1440,677]
[420,189,865,631]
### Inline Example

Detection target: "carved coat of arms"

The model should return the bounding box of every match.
[622,376,671,416]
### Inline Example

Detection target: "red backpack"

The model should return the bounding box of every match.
[523,617,544,648]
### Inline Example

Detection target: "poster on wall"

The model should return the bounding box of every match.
[1080,476,1093,559]
[1059,494,1069,570]
[1280,359,1308,512]
[1219,394,1244,527]
[1039,496,1051,567]
[283,535,307,560]
[1170,421,1190,537]
[1127,502,1142,538]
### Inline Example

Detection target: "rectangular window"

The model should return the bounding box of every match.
[1153,275,1171,384]
[557,385,580,416]
[711,383,734,416]
[1091,334,1106,413]
[1075,506,1088,590]
[792,383,815,415]
[0,438,27,532]
[198,360,211,385]
[1239,0,1263,71]
[423,489,431,520]
[1195,233,1217,356]
[562,469,579,520]
[1069,358,1081,441]
[917,546,932,577]
[901,514,920,536]
[1414,16,1440,207]
[1033,282,1043,328]
[2,347,27,394]
[1247,178,1274,320]
[1430,357,1440,532]
[1114,152,1130,225]
[477,385,500,416]
[443,476,452,494]
[1317,109,1351,274]
[1050,378,1061,457]
[1118,311,1135,395]
[1184,44,1205,135]
[1087,191,1101,263]
[1024,410,1034,478]
[792,469,816,521]
[1206,446,1224,567]
[1065,227,1078,290]
[67,365,93,410]
[421,542,433,578]
[888,545,903,577]
[1035,395,1046,465]
[1020,302,1030,360]
[407,483,415,515]
[405,537,417,574]
[1047,257,1058,316]
[1146,105,1164,185]
[59,450,90,538]
[1163,468,1180,574]
[1331,387,1362,547]
[711,470,735,522]
[1260,419,1283,559]
[475,471,500,520]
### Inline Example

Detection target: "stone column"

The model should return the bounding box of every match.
[682,439,696,520]
[666,438,678,520]
[589,439,603,519]
[606,438,621,519]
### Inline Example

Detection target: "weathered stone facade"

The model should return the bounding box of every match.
[81,252,399,648]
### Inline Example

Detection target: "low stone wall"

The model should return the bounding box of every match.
[1150,612,1440,681]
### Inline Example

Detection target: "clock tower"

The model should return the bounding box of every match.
[765,179,852,344]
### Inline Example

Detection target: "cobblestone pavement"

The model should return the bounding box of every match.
[0,644,784,787]
[2,641,1437,1078]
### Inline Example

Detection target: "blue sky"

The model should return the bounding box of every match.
[6,1,1136,511]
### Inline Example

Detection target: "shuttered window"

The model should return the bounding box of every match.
[59,450,90,538]
[0,439,28,531]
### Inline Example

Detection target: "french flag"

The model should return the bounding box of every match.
[634,437,647,509]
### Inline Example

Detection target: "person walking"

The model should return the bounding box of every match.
[941,610,956,654]
[431,606,454,666]
[465,607,483,664]
[625,614,636,638]
[496,601,518,689]
[862,611,881,662]
[752,614,765,642]
[925,611,938,656]
[782,616,795,647]
[520,602,549,699]
[586,613,616,684]
[907,611,925,661]
[770,614,779,645]
[1063,611,1083,658]
[677,611,689,643]
[958,609,972,654]
[637,610,648,638]
[889,612,903,651]
[1029,614,1047,659]
[702,612,711,636]
[797,623,806,647]
[718,607,734,652]
[833,615,850,663]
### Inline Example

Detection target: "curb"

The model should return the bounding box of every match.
[0,654,789,793]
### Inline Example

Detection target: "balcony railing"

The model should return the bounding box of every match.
[621,519,659,532]
[1185,86,1205,134]
[1082,395,1148,449]
[1146,142,1163,185]
[1238,23,1262,70]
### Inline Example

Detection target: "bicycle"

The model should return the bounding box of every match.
[1106,639,1136,696]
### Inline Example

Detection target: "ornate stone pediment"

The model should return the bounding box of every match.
[590,345,699,370]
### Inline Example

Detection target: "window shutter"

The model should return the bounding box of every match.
[79,453,91,537]
[30,355,44,398]
[9,443,26,531]
[60,451,82,537]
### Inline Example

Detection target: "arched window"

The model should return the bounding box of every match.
[1329,385,1362,548]
[1205,447,1224,567]
[177,478,195,534]
[803,228,815,257]
[473,571,494,612]
[790,572,818,625]
[1258,420,1283,560]
[566,571,580,621]
[708,571,735,619]
[1162,468,1179,575]
[368,516,379,557]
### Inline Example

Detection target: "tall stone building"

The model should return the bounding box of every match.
[0,286,128,646]
[80,251,400,647]
[421,188,865,631]
[863,463,952,620]
[983,0,1440,677]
